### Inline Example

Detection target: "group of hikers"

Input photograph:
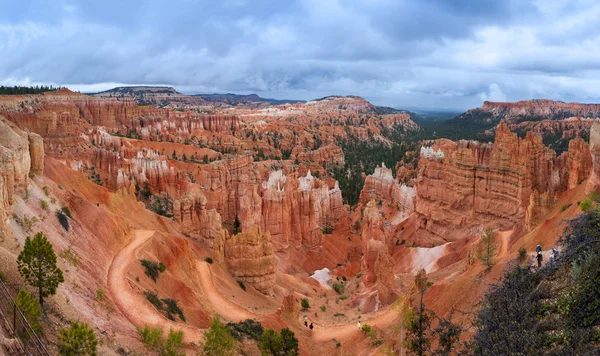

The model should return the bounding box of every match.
[536,244,559,267]
[303,316,314,331]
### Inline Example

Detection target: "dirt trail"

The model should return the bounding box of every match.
[195,262,254,321]
[312,306,397,342]
[107,230,206,343]
[108,230,401,346]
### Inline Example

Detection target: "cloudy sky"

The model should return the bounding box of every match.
[1,0,600,110]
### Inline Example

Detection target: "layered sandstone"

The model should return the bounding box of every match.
[0,118,42,228]
[359,163,415,219]
[360,200,395,303]
[173,191,222,243]
[213,227,277,293]
[261,170,343,253]
[587,121,600,194]
[295,144,345,167]
[416,124,555,243]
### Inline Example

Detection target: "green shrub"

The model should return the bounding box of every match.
[137,325,185,356]
[96,288,104,302]
[40,200,48,210]
[204,316,238,355]
[226,319,264,341]
[42,186,50,196]
[356,272,362,278]
[144,291,164,310]
[320,305,326,312]
[237,280,246,291]
[204,257,213,264]
[140,259,165,282]
[58,322,97,356]
[332,282,345,295]
[560,204,572,212]
[580,198,593,212]
[16,289,42,335]
[162,298,185,322]
[361,324,372,334]
[518,248,527,263]
[301,298,310,309]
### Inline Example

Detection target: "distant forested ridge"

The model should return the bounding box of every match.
[0,85,62,95]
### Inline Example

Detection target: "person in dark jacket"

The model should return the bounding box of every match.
[536,244,543,267]
[309,323,314,331]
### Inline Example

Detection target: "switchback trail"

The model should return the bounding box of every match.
[107,230,205,343]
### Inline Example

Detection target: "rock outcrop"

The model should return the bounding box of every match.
[360,200,395,304]
[0,117,42,228]
[295,144,345,167]
[173,191,223,243]
[213,227,277,293]
[587,121,600,194]
[359,163,415,219]
[261,170,344,253]
[415,123,595,244]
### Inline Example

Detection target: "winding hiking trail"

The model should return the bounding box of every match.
[107,230,206,343]
[195,261,254,321]
[312,306,397,342]
[108,230,399,346]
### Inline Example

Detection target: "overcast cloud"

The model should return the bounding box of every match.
[1,0,600,110]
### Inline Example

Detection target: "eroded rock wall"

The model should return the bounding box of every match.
[213,227,277,293]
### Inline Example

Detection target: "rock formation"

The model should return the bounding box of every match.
[295,144,345,167]
[587,121,600,194]
[359,162,415,219]
[0,117,42,228]
[360,200,395,304]
[213,227,277,293]
[415,123,594,244]
[261,170,344,253]
[173,191,222,243]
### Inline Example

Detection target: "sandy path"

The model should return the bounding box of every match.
[312,306,398,342]
[108,230,401,346]
[195,261,254,321]
[107,230,206,343]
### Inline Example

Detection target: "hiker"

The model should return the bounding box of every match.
[309,322,314,331]
[303,316,308,327]
[357,320,361,331]
[535,244,543,267]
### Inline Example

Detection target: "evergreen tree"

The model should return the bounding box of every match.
[17,232,64,309]
[16,289,42,335]
[280,328,299,356]
[405,269,433,356]
[258,328,283,355]
[137,325,185,356]
[202,316,238,356]
[478,228,497,270]
[58,322,98,356]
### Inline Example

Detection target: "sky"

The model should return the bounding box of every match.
[1,0,600,110]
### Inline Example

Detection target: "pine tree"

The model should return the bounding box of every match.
[478,228,497,270]
[58,322,98,356]
[202,316,237,356]
[258,329,283,356]
[16,289,42,335]
[280,328,299,356]
[17,232,64,309]
[405,269,434,356]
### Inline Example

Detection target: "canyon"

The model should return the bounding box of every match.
[0,88,597,355]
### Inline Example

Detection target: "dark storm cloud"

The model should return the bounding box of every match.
[1,0,599,109]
